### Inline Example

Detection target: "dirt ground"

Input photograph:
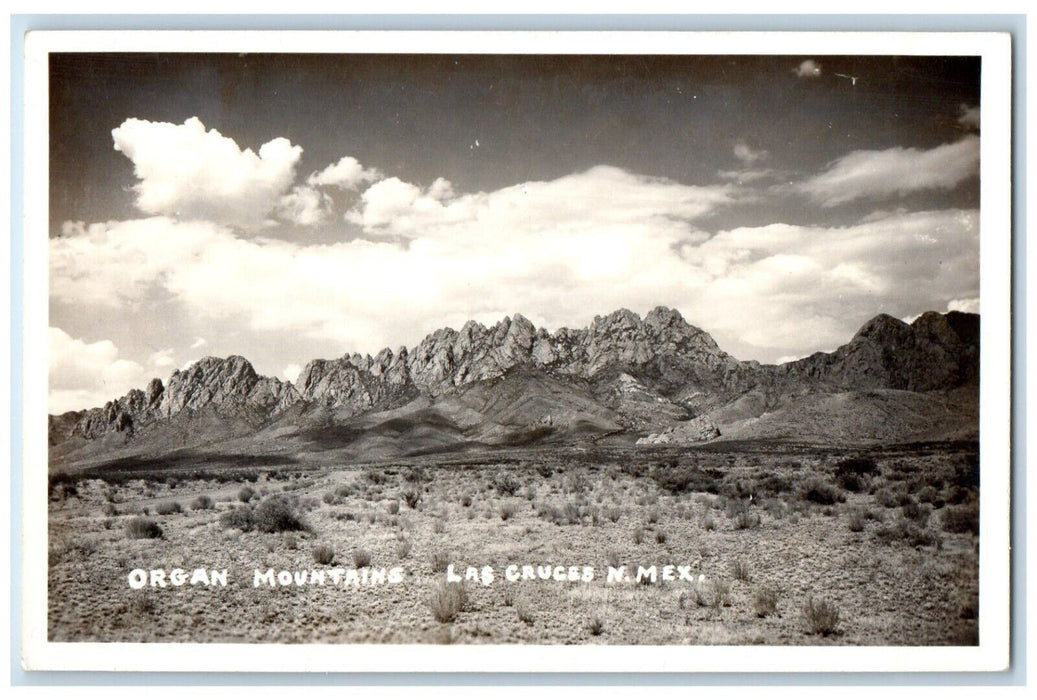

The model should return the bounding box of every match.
[47,443,980,645]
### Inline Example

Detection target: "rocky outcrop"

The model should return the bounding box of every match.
[776,311,979,392]
[48,307,980,450]
[636,414,721,445]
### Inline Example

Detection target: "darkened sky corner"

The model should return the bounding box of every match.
[47,52,981,414]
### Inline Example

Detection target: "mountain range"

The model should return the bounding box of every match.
[48,307,979,469]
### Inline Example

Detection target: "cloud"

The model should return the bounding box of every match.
[794,60,821,78]
[190,337,208,349]
[346,166,733,240]
[717,168,780,185]
[148,348,175,368]
[796,135,979,207]
[276,185,332,226]
[52,197,977,375]
[958,104,980,131]
[283,364,302,383]
[947,297,979,314]
[49,327,150,414]
[733,141,768,166]
[111,117,302,228]
[307,156,382,190]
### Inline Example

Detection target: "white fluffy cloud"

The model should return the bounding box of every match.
[958,104,980,131]
[276,185,332,226]
[307,156,382,190]
[148,348,175,368]
[49,327,150,414]
[733,141,768,166]
[947,297,979,314]
[111,117,303,228]
[346,166,733,240]
[52,194,977,377]
[283,364,303,383]
[795,60,821,78]
[797,136,980,207]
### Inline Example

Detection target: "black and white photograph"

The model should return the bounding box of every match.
[21,30,1012,672]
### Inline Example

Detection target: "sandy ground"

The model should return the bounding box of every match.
[47,444,979,645]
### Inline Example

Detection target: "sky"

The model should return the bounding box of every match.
[48,53,981,414]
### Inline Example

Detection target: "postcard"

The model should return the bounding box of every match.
[20,29,1012,672]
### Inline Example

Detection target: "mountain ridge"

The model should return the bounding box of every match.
[49,306,979,465]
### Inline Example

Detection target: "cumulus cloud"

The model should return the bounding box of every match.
[51,194,977,372]
[346,166,733,240]
[733,141,768,166]
[111,117,302,228]
[797,135,979,207]
[276,185,332,226]
[307,156,382,190]
[283,364,302,383]
[794,59,822,78]
[947,297,979,314]
[958,104,980,131]
[190,337,207,349]
[49,327,149,414]
[148,348,175,368]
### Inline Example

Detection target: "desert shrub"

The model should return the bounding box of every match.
[403,489,421,509]
[606,549,622,568]
[952,455,980,489]
[102,502,119,517]
[753,587,779,617]
[322,491,339,505]
[387,499,400,515]
[535,463,553,478]
[702,514,716,531]
[651,465,722,494]
[404,466,428,484]
[834,456,879,479]
[753,473,793,497]
[461,493,473,507]
[942,503,980,535]
[219,506,255,531]
[917,486,946,509]
[493,472,521,496]
[655,530,668,544]
[353,548,372,568]
[731,559,751,582]
[587,616,605,636]
[125,517,163,540]
[429,580,466,623]
[605,506,622,523]
[190,495,214,511]
[632,527,645,545]
[395,539,412,560]
[238,486,256,503]
[284,533,299,550]
[335,484,354,498]
[875,518,942,548]
[847,508,867,532]
[708,579,732,609]
[500,502,519,521]
[154,501,182,516]
[733,510,761,530]
[803,596,840,636]
[901,501,932,525]
[364,468,387,485]
[800,478,845,505]
[252,496,307,533]
[515,599,536,625]
[431,551,452,573]
[312,544,335,565]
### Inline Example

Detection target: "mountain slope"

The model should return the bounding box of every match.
[48,306,979,468]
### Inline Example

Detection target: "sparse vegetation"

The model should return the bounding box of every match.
[125,517,163,540]
[190,495,214,510]
[238,486,256,503]
[353,548,372,568]
[942,503,979,535]
[753,587,779,618]
[154,501,182,515]
[803,596,840,636]
[429,580,466,623]
[312,544,335,565]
